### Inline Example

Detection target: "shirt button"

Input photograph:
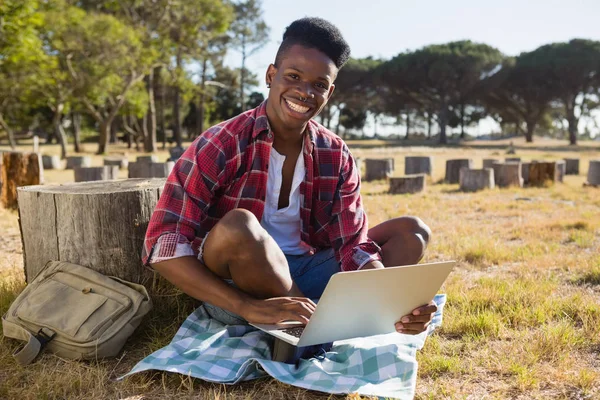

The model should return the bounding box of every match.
[268,133,273,138]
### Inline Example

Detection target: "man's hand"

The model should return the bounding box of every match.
[395,301,437,335]
[240,296,317,325]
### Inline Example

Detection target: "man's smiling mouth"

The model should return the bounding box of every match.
[285,99,311,114]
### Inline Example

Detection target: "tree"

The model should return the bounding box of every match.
[230,0,269,111]
[527,39,600,145]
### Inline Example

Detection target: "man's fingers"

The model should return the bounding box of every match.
[412,303,437,316]
[399,314,433,324]
[396,321,430,333]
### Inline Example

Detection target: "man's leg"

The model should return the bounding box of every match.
[202,208,304,299]
[368,216,431,267]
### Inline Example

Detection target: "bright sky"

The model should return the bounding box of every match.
[225,0,600,136]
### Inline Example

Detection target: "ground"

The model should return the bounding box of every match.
[1,137,599,399]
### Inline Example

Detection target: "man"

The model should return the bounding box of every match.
[143,17,435,335]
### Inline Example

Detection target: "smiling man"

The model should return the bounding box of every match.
[143,18,435,337]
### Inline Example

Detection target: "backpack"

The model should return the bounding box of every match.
[2,260,152,366]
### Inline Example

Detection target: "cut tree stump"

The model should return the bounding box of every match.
[556,160,566,183]
[492,162,523,188]
[586,160,600,186]
[389,174,426,194]
[104,156,129,169]
[445,159,473,184]
[354,157,363,178]
[17,179,165,287]
[365,158,394,181]
[74,166,119,182]
[528,161,558,186]
[521,162,532,185]
[137,155,159,164]
[459,168,495,192]
[405,156,433,176]
[1,152,43,209]
[128,161,174,178]
[42,155,62,170]
[168,146,186,161]
[505,157,521,163]
[564,158,579,175]
[482,158,499,169]
[66,156,92,169]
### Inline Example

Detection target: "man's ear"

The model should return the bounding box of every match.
[326,84,336,101]
[266,64,277,87]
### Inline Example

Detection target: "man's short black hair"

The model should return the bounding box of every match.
[274,17,351,69]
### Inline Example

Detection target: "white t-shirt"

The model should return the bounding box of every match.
[260,146,311,255]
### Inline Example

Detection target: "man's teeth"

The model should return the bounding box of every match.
[286,99,310,113]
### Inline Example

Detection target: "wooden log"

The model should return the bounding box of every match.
[445,159,473,184]
[168,146,186,161]
[74,166,119,182]
[405,156,433,176]
[492,162,523,188]
[66,156,92,169]
[137,155,159,164]
[482,158,499,169]
[104,156,129,169]
[586,160,600,186]
[42,154,62,170]
[555,160,566,183]
[128,161,174,178]
[505,157,521,163]
[389,174,426,194]
[1,152,43,209]
[528,161,558,186]
[521,162,531,185]
[459,168,495,192]
[364,158,394,181]
[17,179,165,287]
[564,158,579,175]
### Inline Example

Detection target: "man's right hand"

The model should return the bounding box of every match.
[240,297,316,325]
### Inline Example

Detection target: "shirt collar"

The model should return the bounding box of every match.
[252,100,317,154]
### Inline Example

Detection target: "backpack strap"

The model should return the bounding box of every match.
[2,316,55,366]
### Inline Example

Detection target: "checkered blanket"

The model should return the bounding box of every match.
[122,294,446,400]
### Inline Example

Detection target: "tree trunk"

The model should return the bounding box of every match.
[405,112,410,140]
[565,99,578,146]
[197,58,208,138]
[1,152,42,209]
[240,36,246,111]
[173,51,183,148]
[144,68,157,153]
[525,120,535,143]
[17,179,165,287]
[72,112,82,153]
[98,120,110,154]
[52,104,68,160]
[155,66,166,150]
[438,104,448,144]
[0,113,17,149]
[427,112,432,139]
[335,106,343,136]
[460,103,466,139]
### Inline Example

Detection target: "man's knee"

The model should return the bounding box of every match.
[216,208,266,245]
[404,216,431,246]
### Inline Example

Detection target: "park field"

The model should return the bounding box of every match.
[1,138,599,399]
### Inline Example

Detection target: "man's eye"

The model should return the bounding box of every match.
[316,83,327,90]
[289,74,299,80]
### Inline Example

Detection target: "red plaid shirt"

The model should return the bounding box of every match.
[143,101,382,271]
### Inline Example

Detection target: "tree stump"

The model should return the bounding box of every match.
[74,166,119,182]
[66,156,92,169]
[445,159,473,184]
[505,157,521,163]
[586,160,600,186]
[42,155,62,170]
[492,162,523,188]
[365,158,394,181]
[128,161,174,178]
[137,155,159,164]
[17,179,165,287]
[482,159,499,169]
[104,156,129,169]
[564,158,579,175]
[529,161,558,186]
[354,157,363,178]
[1,152,43,209]
[169,146,186,161]
[389,174,426,194]
[459,168,495,192]
[405,156,433,176]
[521,162,532,185]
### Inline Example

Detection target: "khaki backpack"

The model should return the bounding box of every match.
[2,260,152,366]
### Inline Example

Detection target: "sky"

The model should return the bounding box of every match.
[225,0,600,136]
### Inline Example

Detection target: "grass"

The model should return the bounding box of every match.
[1,138,600,399]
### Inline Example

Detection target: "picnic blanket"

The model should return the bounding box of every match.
[123,294,447,399]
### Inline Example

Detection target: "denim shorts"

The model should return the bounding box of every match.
[204,248,340,325]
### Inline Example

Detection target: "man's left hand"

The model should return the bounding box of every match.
[395,301,437,335]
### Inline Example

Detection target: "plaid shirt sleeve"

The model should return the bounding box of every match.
[142,127,229,265]
[327,145,382,271]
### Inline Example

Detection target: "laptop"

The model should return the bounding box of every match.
[250,260,455,347]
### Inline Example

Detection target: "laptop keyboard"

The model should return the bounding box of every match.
[281,326,305,338]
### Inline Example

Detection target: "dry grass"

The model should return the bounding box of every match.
[1,138,600,399]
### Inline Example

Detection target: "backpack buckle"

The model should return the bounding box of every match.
[35,328,56,347]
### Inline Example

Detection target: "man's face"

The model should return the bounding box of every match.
[265,44,337,132]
